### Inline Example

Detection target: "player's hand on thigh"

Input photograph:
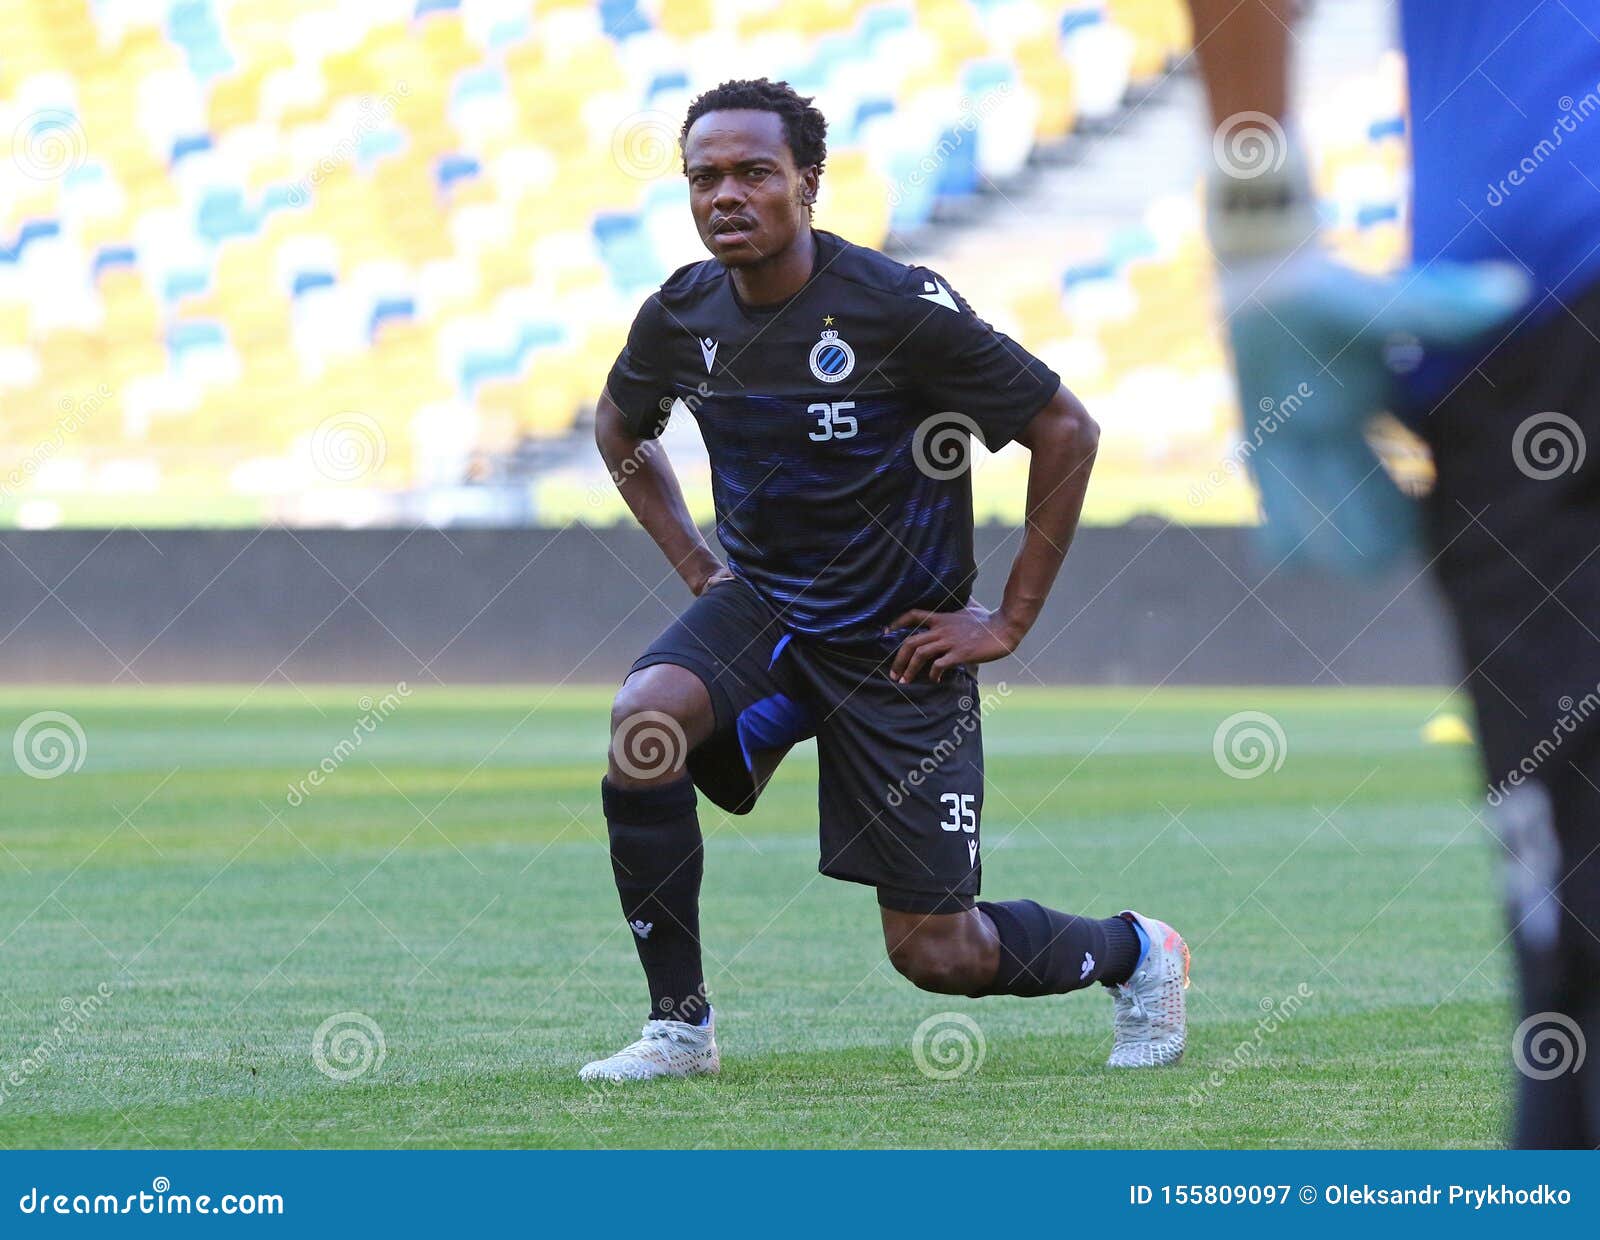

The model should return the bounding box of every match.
[886,601,1020,683]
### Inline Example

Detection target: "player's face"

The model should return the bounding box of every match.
[682,109,817,267]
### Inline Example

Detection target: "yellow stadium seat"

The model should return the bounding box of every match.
[1013,34,1078,141]
[812,150,890,247]
[659,0,716,40]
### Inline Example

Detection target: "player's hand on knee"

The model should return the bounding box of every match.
[886,601,1021,683]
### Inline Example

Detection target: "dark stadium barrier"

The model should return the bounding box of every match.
[0,524,1456,685]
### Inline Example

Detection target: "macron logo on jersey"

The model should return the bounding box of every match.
[919,279,959,313]
[699,337,718,373]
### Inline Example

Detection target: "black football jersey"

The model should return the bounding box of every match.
[605,229,1062,645]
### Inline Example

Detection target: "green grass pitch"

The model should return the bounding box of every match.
[0,684,1511,1148]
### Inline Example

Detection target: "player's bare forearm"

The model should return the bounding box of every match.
[1185,0,1292,127]
[888,386,1098,683]
[594,389,728,596]
[997,385,1099,642]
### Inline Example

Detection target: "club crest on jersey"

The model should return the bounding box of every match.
[808,329,855,384]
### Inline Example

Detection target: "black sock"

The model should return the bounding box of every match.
[970,901,1141,996]
[601,775,707,1025]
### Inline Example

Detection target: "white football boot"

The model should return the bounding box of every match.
[578,1009,719,1083]
[1107,912,1189,1068]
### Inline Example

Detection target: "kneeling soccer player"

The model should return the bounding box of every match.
[581,79,1187,1083]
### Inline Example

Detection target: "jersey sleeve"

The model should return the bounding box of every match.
[604,293,674,439]
[902,270,1061,450]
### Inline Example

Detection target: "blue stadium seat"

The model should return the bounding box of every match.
[196,188,261,244]
[600,0,652,41]
[291,271,336,298]
[168,0,234,81]
[932,124,980,200]
[435,154,482,194]
[369,298,416,339]
[93,246,137,280]
[170,134,214,168]
[164,269,210,302]
[166,320,227,364]
[0,220,61,265]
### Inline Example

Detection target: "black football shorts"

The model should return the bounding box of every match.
[629,576,986,913]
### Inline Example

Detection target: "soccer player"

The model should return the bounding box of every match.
[1187,1,1600,1146]
[580,79,1188,1082]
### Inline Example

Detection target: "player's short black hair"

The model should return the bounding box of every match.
[679,78,828,179]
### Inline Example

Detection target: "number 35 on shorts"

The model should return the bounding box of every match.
[940,792,976,833]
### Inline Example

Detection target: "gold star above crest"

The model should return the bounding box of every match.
[822,315,835,326]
